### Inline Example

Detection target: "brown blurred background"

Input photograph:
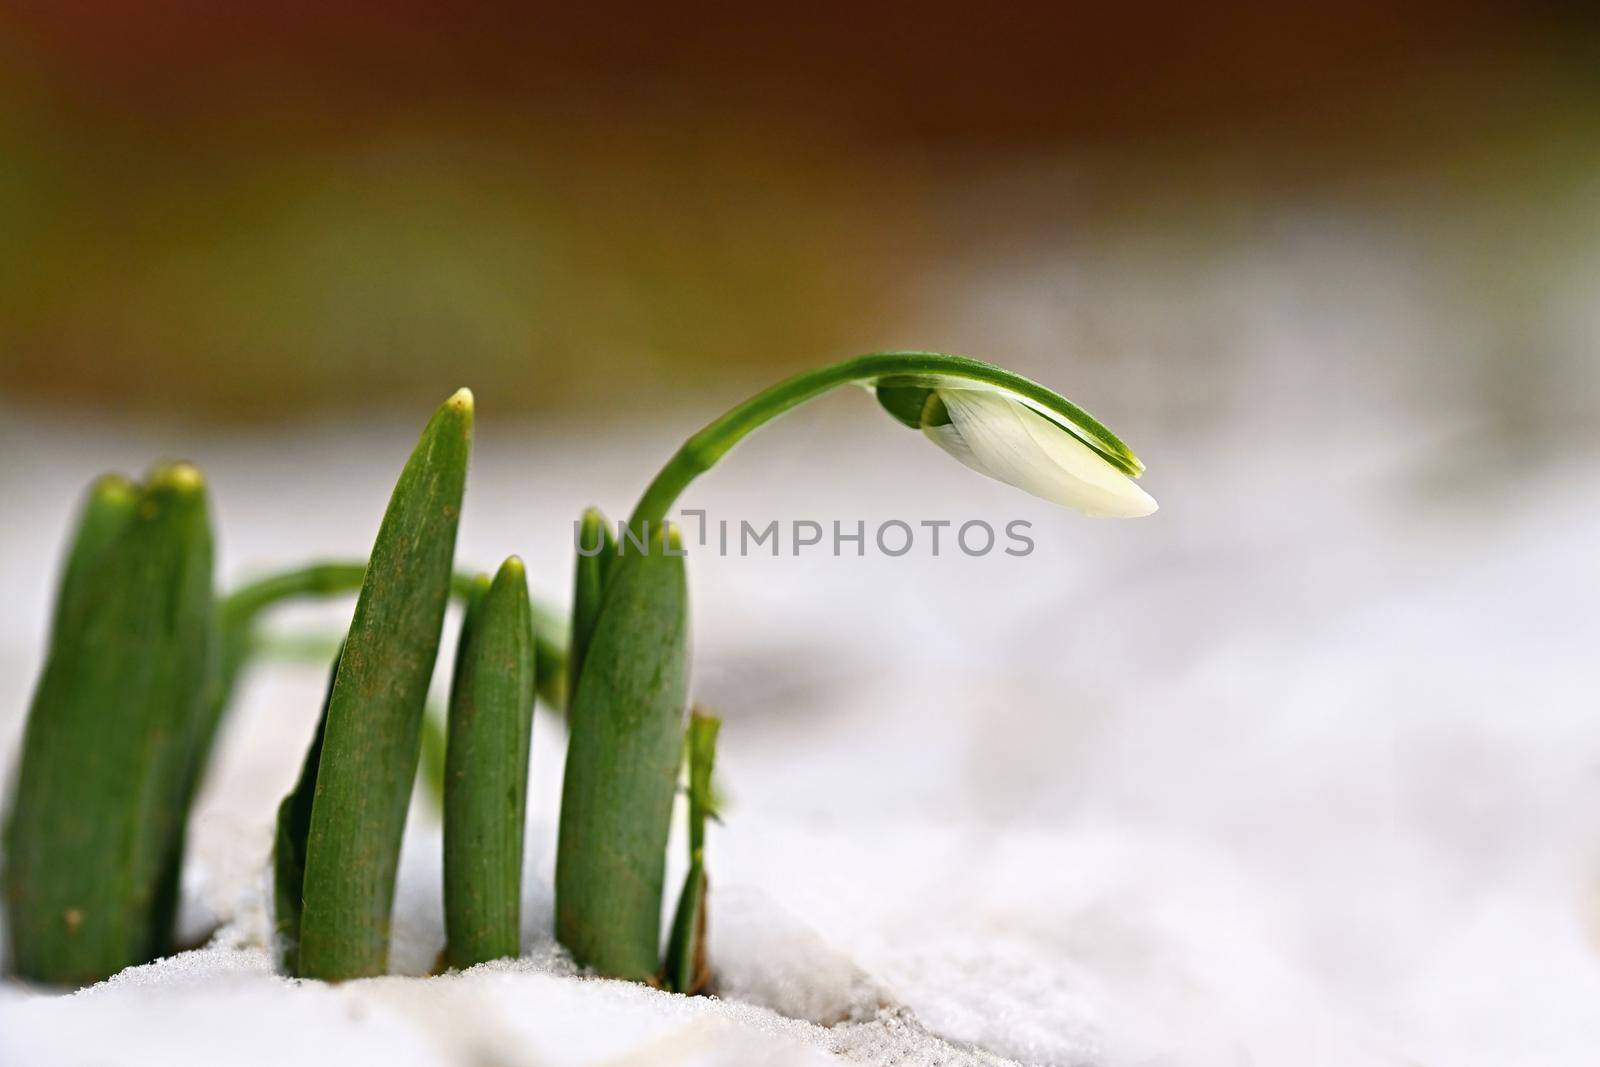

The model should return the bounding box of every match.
[0,2,1596,423]
[4,14,1600,1061]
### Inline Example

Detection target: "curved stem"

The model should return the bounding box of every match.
[218,562,366,627]
[217,561,567,712]
[219,562,482,629]
[626,350,1140,530]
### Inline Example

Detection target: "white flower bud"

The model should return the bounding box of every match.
[919,387,1157,518]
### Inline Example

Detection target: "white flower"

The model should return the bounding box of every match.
[915,387,1157,517]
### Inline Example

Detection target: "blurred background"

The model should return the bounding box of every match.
[0,2,1596,428]
[4,5,1600,1066]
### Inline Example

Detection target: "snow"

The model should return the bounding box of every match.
[2,373,1599,1064]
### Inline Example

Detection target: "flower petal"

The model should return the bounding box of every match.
[925,389,1157,517]
[894,372,1144,476]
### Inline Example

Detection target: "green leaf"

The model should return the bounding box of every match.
[567,506,616,716]
[555,522,688,981]
[297,389,473,980]
[273,649,340,976]
[444,557,536,969]
[661,710,720,994]
[47,474,138,642]
[4,464,216,986]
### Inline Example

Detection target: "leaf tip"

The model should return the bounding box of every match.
[89,472,138,501]
[147,461,206,496]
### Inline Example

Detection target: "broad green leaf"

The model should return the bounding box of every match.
[4,464,215,986]
[297,389,472,980]
[555,523,688,981]
[48,474,137,642]
[444,558,536,968]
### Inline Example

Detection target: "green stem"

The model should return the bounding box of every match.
[219,562,480,628]
[217,561,567,712]
[211,563,470,745]
[625,350,1141,530]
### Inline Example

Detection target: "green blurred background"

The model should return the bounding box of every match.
[0,2,1595,422]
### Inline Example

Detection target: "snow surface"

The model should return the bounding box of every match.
[2,367,1598,1065]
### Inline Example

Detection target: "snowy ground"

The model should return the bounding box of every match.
[1,371,1598,1065]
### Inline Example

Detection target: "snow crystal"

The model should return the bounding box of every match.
[4,356,1600,1065]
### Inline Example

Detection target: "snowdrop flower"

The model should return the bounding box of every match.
[896,385,1157,517]
[568,350,1155,983]
[628,351,1155,529]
